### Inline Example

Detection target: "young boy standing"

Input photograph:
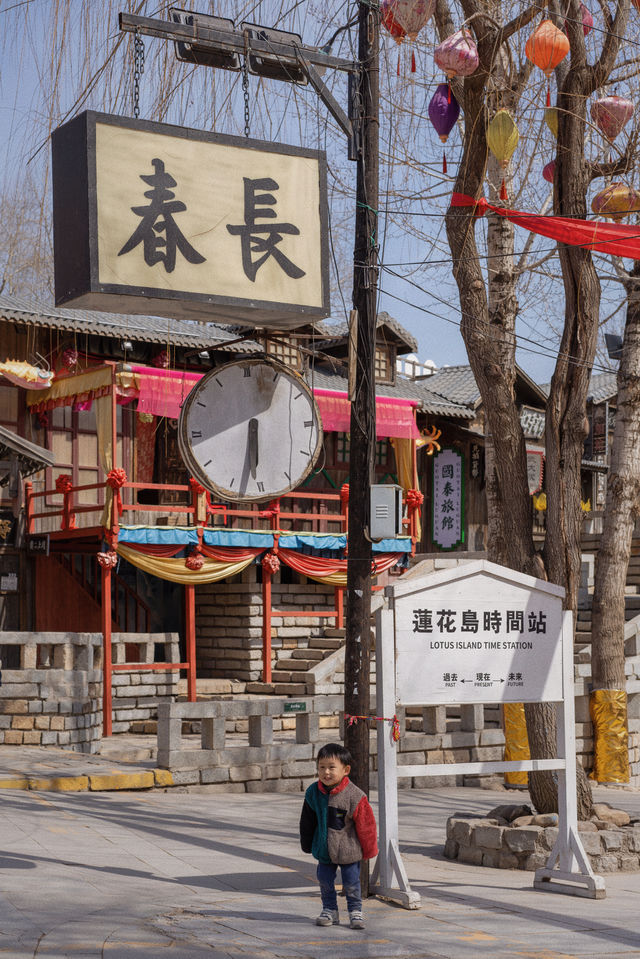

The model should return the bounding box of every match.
[299,742,378,930]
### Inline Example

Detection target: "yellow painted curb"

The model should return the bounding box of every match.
[29,776,89,792]
[154,769,174,787]
[88,771,155,791]
[0,777,29,789]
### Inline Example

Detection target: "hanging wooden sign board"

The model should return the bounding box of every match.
[51,111,330,329]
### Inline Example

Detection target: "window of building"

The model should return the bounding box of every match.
[375,346,394,384]
[335,432,389,466]
[266,336,301,370]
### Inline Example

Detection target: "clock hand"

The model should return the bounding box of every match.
[248,418,259,478]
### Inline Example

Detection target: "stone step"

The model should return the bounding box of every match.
[290,648,324,661]
[309,637,343,650]
[273,682,309,695]
[275,657,316,671]
[322,628,346,638]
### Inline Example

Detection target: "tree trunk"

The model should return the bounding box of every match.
[590,266,640,715]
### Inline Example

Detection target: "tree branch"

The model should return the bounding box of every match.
[497,1,549,46]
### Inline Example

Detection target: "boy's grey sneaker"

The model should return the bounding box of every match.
[315,909,339,926]
[349,911,365,930]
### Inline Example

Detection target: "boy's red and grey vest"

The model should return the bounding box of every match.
[299,776,378,865]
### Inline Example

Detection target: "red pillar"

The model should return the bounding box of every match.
[335,586,344,630]
[185,583,196,702]
[101,563,112,737]
[262,566,272,683]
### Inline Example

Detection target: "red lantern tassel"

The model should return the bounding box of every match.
[447,80,451,104]
[397,51,401,77]
[411,49,416,72]
[443,151,447,175]
[546,82,551,107]
[500,178,508,202]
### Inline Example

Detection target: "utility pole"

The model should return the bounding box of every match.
[345,0,379,805]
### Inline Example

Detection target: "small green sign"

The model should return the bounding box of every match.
[284,701,307,713]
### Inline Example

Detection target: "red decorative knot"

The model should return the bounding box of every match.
[106,468,127,489]
[345,713,401,742]
[152,350,169,368]
[406,489,424,510]
[97,550,118,569]
[262,552,281,574]
[189,477,206,496]
[62,348,78,369]
[55,474,73,493]
[37,412,49,429]
[340,484,350,503]
[185,553,204,571]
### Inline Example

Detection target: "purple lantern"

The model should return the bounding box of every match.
[429,83,460,174]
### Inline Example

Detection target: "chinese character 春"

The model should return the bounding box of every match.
[483,610,502,633]
[412,609,433,633]
[506,610,524,633]
[118,158,206,273]
[461,610,479,633]
[436,608,456,633]
[227,177,305,282]
[528,611,547,634]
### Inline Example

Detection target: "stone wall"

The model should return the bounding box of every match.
[196,565,336,681]
[0,632,102,752]
[0,631,181,749]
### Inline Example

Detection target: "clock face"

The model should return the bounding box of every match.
[178,356,323,503]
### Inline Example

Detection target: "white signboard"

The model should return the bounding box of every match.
[431,448,463,550]
[394,566,564,705]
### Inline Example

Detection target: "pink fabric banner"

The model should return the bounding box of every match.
[313,389,420,439]
[132,366,202,420]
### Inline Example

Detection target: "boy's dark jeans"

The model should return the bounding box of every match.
[317,861,362,912]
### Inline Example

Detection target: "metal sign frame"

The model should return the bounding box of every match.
[371,560,605,908]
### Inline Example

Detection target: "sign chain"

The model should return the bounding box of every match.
[242,54,251,137]
[133,28,145,120]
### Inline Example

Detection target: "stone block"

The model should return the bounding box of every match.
[40,731,60,745]
[168,769,201,785]
[229,764,262,782]
[422,706,446,734]
[460,704,484,732]
[28,701,43,714]
[247,779,304,793]
[296,712,319,744]
[20,645,37,669]
[248,715,274,747]
[601,830,623,851]
[504,827,542,853]
[598,854,621,872]
[457,845,483,866]
[22,731,41,744]
[482,850,500,868]
[3,730,23,744]
[50,715,65,731]
[498,850,520,869]
[0,685,39,699]
[524,852,548,871]
[474,824,504,849]
[283,760,316,778]
[479,729,505,746]
[200,767,230,784]
[11,716,35,731]
[443,838,458,859]
[450,819,475,845]
[201,717,226,751]
[618,854,640,871]
[579,831,603,856]
[158,717,182,752]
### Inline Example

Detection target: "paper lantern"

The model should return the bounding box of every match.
[525,19,570,105]
[590,95,634,142]
[543,159,556,183]
[544,106,559,138]
[525,19,570,76]
[591,182,640,222]
[566,3,593,36]
[434,28,479,79]
[428,83,460,173]
[381,0,435,73]
[487,109,519,200]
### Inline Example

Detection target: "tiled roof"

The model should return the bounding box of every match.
[422,365,481,408]
[588,372,617,405]
[307,366,474,419]
[0,293,261,351]
[315,311,418,354]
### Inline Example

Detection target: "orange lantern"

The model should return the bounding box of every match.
[525,19,570,105]
[591,182,640,222]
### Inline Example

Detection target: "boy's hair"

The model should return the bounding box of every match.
[317,742,352,766]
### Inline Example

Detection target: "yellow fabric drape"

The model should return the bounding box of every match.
[503,702,530,786]
[390,437,422,540]
[116,544,255,585]
[589,689,630,784]
[26,366,113,407]
[95,395,114,527]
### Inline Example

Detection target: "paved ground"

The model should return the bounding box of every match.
[2,783,640,958]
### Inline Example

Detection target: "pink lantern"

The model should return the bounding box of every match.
[542,159,556,183]
[566,3,593,36]
[381,0,435,73]
[590,95,634,142]
[434,28,479,79]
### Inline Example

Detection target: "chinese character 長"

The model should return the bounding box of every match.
[227,177,305,282]
[118,158,206,273]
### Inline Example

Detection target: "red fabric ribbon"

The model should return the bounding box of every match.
[406,489,424,510]
[55,474,73,493]
[451,193,640,259]
[345,712,401,742]
[106,468,127,518]
[278,549,402,580]
[97,550,118,569]
[262,552,281,574]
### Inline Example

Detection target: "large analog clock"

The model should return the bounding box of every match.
[178,356,323,503]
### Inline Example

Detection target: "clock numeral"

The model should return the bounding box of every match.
[215,378,223,388]
[257,481,265,493]
[299,449,309,456]
[284,471,291,481]
[191,430,202,439]
[273,371,279,381]
[304,420,313,428]
[196,401,206,408]
[293,392,302,400]
[243,367,251,377]
[229,477,235,488]
[204,459,212,467]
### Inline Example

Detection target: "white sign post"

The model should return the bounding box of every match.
[371,560,605,907]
